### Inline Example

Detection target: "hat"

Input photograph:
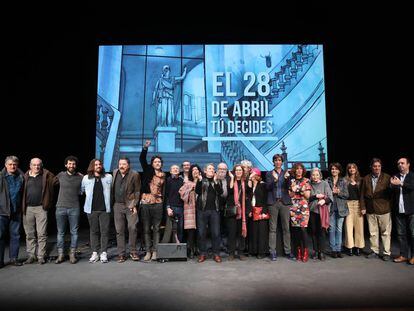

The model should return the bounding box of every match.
[251,167,261,176]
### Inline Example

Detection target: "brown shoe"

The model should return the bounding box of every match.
[117,255,127,263]
[393,256,408,263]
[214,255,222,263]
[238,255,247,261]
[198,255,206,263]
[130,252,139,261]
[228,254,235,261]
[409,257,414,265]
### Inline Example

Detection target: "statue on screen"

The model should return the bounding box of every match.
[152,65,187,127]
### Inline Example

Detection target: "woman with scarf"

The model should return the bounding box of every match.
[288,163,312,262]
[226,164,252,260]
[248,168,269,259]
[308,167,333,261]
[179,164,201,259]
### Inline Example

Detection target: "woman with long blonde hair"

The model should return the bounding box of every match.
[344,163,364,256]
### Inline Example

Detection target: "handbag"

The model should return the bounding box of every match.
[252,206,270,221]
[224,204,237,217]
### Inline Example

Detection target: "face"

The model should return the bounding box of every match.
[65,160,77,174]
[217,164,227,178]
[152,158,162,170]
[331,166,340,177]
[235,166,244,179]
[170,165,180,175]
[273,157,283,169]
[397,158,409,173]
[192,166,200,179]
[204,165,215,178]
[5,160,18,174]
[30,158,42,175]
[295,166,303,178]
[118,159,130,174]
[94,160,103,174]
[311,170,321,182]
[348,165,356,176]
[182,162,191,173]
[371,161,381,176]
[242,165,251,177]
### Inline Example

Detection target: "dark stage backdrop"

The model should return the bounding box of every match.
[1,8,411,179]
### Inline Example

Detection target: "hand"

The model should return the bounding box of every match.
[130,207,137,215]
[390,176,401,186]
[361,209,366,216]
[167,207,173,217]
[272,170,279,181]
[228,171,234,179]
[144,140,151,148]
[316,193,325,199]
[248,212,252,218]
[198,174,203,182]
[317,199,326,206]
[333,186,340,194]
[213,173,218,182]
[284,170,290,179]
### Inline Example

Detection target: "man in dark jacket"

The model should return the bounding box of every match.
[22,158,55,265]
[0,156,24,268]
[390,157,414,264]
[112,157,141,263]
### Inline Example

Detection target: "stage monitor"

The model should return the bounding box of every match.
[96,44,327,171]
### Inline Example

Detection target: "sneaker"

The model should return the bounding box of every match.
[37,257,46,265]
[89,252,99,263]
[9,259,23,266]
[285,253,297,261]
[100,252,108,263]
[269,251,277,261]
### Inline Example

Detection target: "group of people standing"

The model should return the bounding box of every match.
[1,142,413,268]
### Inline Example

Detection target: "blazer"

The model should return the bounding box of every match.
[360,173,392,215]
[111,169,141,209]
[391,171,414,215]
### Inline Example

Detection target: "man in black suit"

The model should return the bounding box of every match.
[390,157,414,264]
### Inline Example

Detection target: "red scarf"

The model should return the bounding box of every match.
[234,179,247,238]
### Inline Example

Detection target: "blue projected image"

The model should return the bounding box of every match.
[96,44,328,171]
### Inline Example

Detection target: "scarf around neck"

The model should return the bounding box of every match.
[234,179,247,238]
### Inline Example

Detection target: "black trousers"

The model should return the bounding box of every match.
[309,211,327,252]
[226,217,246,255]
[395,213,414,258]
[292,226,308,250]
[249,219,269,256]
[87,211,110,253]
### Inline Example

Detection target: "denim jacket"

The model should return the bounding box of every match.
[81,174,112,214]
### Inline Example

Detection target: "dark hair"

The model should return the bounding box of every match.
[150,155,163,167]
[329,162,343,174]
[272,154,284,162]
[188,164,202,182]
[87,159,105,178]
[232,164,246,180]
[291,162,306,178]
[64,155,79,166]
[119,157,130,165]
[398,157,411,165]
[370,158,382,167]
[182,161,191,167]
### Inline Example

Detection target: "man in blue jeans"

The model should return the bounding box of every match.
[54,156,83,264]
[0,155,24,268]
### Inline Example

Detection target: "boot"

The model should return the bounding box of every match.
[151,251,157,261]
[55,250,65,264]
[302,248,309,263]
[69,248,77,264]
[296,247,302,261]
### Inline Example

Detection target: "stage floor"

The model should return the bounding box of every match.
[1,233,413,310]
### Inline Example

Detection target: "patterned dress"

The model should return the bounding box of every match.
[289,177,311,227]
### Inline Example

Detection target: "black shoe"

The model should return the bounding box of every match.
[382,255,391,262]
[0,261,4,269]
[331,251,338,258]
[9,259,22,266]
[366,252,379,259]
[354,248,361,256]
[347,248,353,256]
[337,252,343,258]
[310,250,317,260]
[318,251,326,261]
